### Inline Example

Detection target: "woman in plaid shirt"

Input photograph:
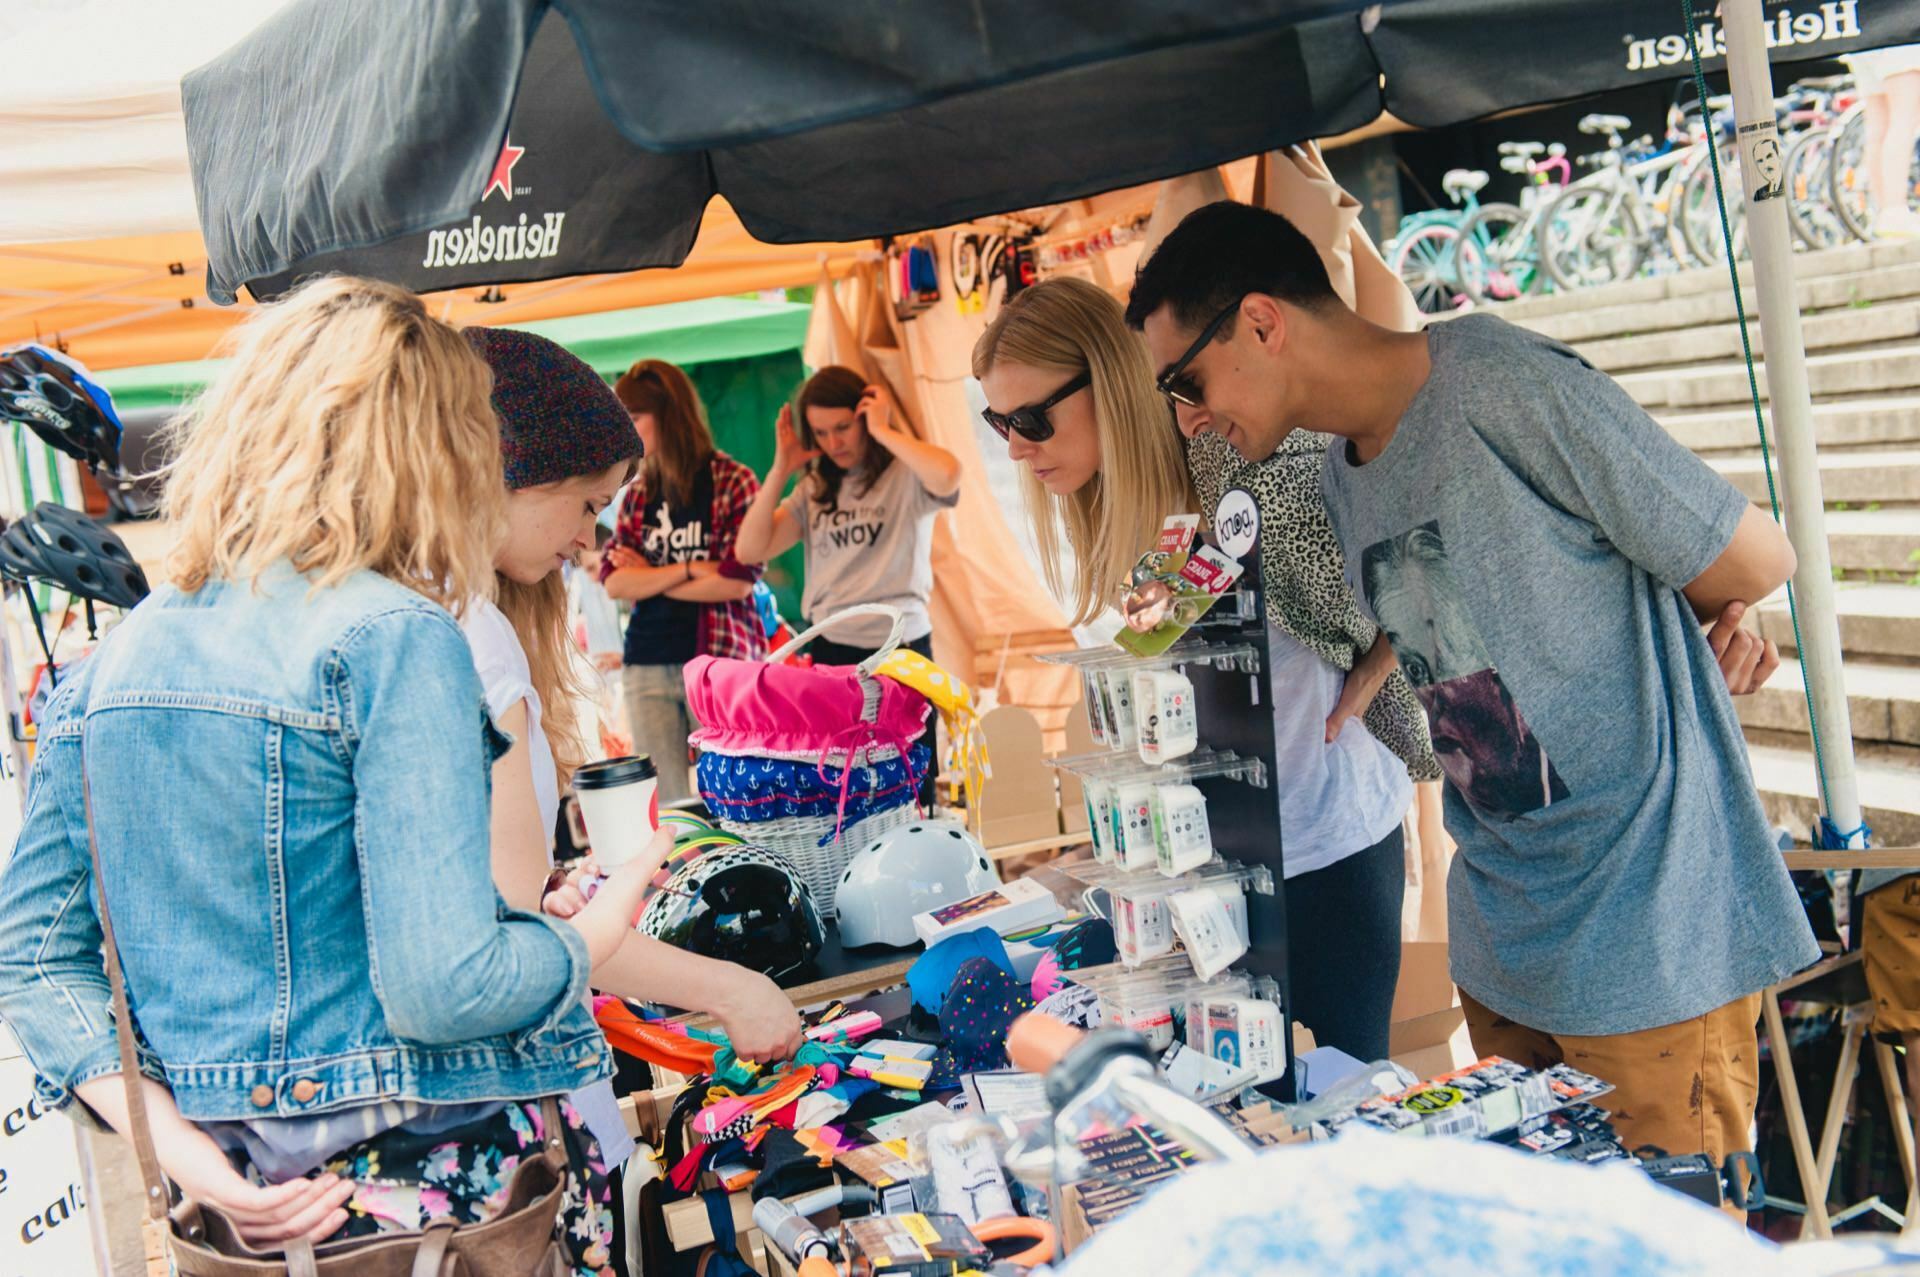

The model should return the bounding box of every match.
[601,360,765,804]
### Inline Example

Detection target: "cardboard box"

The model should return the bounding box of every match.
[1389,1005,1474,1081]
[1390,941,1459,1022]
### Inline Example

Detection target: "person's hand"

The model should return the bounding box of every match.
[856,385,899,448]
[592,651,623,674]
[1706,601,1779,695]
[151,1112,356,1247]
[773,404,820,476]
[1326,634,1395,742]
[713,969,805,1064]
[543,857,600,920]
[607,545,647,572]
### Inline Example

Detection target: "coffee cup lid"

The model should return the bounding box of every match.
[573,755,657,790]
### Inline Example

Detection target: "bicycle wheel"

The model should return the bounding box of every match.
[1679,140,1747,266]
[1830,106,1872,242]
[1785,127,1847,250]
[1389,223,1463,315]
[1543,185,1647,290]
[1456,203,1538,303]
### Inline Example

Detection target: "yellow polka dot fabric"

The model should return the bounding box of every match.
[874,648,990,804]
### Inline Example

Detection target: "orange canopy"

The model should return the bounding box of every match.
[0,199,876,372]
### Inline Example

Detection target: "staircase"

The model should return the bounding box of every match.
[1492,239,1920,849]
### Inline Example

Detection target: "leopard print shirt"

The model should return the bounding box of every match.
[1188,430,1441,783]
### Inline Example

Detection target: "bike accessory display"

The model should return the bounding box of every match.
[837,819,1003,948]
[635,844,826,982]
[1132,669,1198,764]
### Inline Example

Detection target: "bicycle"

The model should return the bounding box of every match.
[1385,167,1495,314]
[1778,75,1858,250]
[1829,92,1920,242]
[1453,141,1570,304]
[1541,113,1696,290]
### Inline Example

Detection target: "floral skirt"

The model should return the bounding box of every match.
[317,1099,615,1277]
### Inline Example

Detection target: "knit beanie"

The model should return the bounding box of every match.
[465,327,641,490]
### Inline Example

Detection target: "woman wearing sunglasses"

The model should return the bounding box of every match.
[973,277,1436,1063]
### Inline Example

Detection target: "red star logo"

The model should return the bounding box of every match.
[482,136,525,202]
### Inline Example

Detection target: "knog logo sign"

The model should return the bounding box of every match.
[422,135,567,269]
[1623,1,1860,71]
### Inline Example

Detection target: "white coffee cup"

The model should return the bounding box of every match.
[571,755,660,867]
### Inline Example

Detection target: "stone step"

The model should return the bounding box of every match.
[1663,395,1920,454]
[1749,582,1920,661]
[1493,236,1920,324]
[1576,300,1920,375]
[1708,449,1920,505]
[1622,346,1920,412]
[1747,742,1920,849]
[1522,262,1920,349]
[1822,509,1920,574]
[1736,657,1920,748]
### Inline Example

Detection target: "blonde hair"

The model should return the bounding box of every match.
[163,276,504,611]
[973,277,1197,625]
[498,571,590,781]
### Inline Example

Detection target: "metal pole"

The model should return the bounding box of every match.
[1719,0,1865,848]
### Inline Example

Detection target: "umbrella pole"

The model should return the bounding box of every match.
[1718,0,1865,850]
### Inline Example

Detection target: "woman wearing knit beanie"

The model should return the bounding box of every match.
[463,329,805,1068]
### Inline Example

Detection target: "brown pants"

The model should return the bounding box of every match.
[1461,990,1763,1216]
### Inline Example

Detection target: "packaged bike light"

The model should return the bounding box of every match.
[1102,667,1140,749]
[1153,784,1214,875]
[1132,668,1198,765]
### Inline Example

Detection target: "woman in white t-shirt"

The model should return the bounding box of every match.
[972,280,1436,1063]
[464,331,807,1078]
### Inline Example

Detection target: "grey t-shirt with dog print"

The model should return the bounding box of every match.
[1319,314,1817,1036]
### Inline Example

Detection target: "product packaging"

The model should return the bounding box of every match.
[1153,783,1214,875]
[1102,667,1140,749]
[1189,996,1287,1086]
[1115,543,1246,659]
[841,1213,990,1277]
[1083,777,1115,863]
[1112,781,1161,872]
[911,877,1065,947]
[1168,885,1249,979]
[1132,669,1198,765]
[1314,1057,1616,1142]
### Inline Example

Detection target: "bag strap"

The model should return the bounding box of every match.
[411,1221,458,1277]
[765,604,905,675]
[78,751,170,1223]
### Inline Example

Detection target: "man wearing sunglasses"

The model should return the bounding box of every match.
[1125,200,1813,1203]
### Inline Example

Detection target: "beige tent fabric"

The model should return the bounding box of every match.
[803,262,1079,729]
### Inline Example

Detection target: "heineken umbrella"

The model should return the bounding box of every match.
[182,0,1920,303]
[182,0,1911,870]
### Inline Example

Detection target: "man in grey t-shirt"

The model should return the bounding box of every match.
[1126,201,1817,1177]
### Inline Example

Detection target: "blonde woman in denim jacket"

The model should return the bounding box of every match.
[0,279,657,1272]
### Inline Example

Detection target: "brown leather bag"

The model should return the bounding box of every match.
[82,765,577,1277]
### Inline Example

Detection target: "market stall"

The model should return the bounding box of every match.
[14,1,1920,1274]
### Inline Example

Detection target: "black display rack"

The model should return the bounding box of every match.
[1043,523,1296,1100]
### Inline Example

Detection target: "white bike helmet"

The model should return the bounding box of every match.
[836,820,1002,948]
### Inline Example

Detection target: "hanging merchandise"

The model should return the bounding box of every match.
[951,234,986,314]
[871,645,990,808]
[0,503,151,690]
[836,820,1002,949]
[634,844,826,982]
[1116,542,1246,658]
[1033,210,1154,274]
[686,605,932,914]
[1154,783,1215,876]
[1132,668,1199,765]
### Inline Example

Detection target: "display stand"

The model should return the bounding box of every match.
[1041,520,1296,1099]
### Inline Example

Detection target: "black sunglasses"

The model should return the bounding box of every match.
[1156,297,1245,409]
[981,369,1091,443]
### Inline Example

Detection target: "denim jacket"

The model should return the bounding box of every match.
[0,564,610,1121]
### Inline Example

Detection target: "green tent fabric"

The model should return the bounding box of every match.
[95,296,811,411]
[93,296,814,621]
[681,351,808,626]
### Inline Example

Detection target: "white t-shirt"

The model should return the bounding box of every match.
[463,598,559,846]
[1267,627,1413,879]
[460,597,635,1168]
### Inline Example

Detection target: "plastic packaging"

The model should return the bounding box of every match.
[1084,776,1115,863]
[1112,781,1161,872]
[1153,783,1214,876]
[1102,667,1140,749]
[1133,668,1198,765]
[1168,885,1249,979]
[1189,996,1287,1086]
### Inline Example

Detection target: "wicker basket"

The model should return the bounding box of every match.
[718,802,919,919]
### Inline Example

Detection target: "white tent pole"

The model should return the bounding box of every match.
[1719,0,1864,848]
